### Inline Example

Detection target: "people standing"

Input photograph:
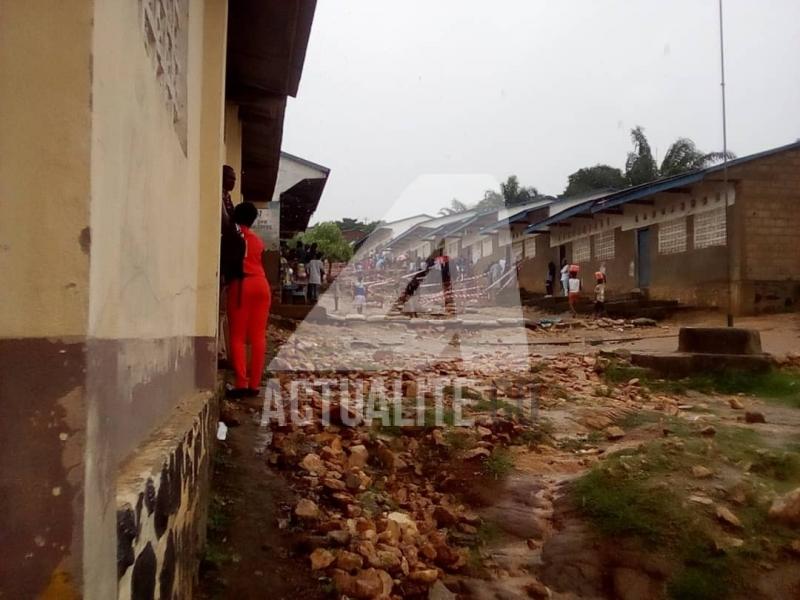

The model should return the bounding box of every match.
[218,165,240,367]
[353,275,367,314]
[594,271,606,317]
[226,202,272,398]
[560,259,570,297]
[545,261,556,297]
[307,252,325,303]
[568,268,581,316]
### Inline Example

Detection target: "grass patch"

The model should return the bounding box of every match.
[604,360,800,408]
[443,428,477,454]
[573,468,687,544]
[482,448,514,480]
[573,421,800,599]
[748,451,800,482]
[443,384,485,402]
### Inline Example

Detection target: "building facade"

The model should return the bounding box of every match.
[517,142,800,315]
[0,1,318,598]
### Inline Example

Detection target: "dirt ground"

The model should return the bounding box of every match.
[199,309,800,599]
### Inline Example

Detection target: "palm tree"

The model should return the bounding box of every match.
[438,198,470,216]
[625,126,735,186]
[659,138,733,177]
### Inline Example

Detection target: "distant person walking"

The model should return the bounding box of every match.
[226,202,271,398]
[560,259,570,297]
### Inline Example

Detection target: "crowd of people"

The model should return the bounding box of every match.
[279,240,329,305]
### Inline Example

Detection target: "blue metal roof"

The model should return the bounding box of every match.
[526,140,800,233]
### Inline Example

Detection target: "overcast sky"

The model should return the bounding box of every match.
[282,0,800,224]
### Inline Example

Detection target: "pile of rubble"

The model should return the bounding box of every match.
[261,369,536,598]
[248,348,673,599]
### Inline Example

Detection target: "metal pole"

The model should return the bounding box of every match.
[719,0,734,327]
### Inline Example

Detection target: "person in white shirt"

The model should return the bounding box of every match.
[306,252,324,303]
[568,271,581,316]
[560,259,570,297]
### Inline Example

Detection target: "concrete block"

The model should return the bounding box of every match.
[678,327,763,355]
[631,351,772,378]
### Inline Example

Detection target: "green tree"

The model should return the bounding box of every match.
[659,137,733,177]
[500,175,542,207]
[625,126,735,186]
[438,198,470,216]
[334,217,380,236]
[564,164,627,197]
[475,189,506,211]
[477,175,543,211]
[292,222,353,262]
[625,126,659,186]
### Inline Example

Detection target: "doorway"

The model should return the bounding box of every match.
[636,228,651,288]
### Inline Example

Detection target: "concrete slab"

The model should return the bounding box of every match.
[631,351,772,378]
[678,327,763,355]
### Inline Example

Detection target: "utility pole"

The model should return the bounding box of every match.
[719,0,734,327]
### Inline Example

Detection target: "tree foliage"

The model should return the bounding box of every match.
[625,126,735,186]
[475,175,544,211]
[625,126,660,186]
[564,164,627,197]
[292,222,353,262]
[438,198,470,216]
[334,217,380,236]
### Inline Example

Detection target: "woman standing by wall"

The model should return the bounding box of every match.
[227,202,272,398]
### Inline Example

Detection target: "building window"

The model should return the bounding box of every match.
[572,237,590,263]
[447,241,459,257]
[141,0,189,154]
[658,218,687,254]
[523,237,536,258]
[482,238,493,257]
[694,207,727,249]
[593,230,615,260]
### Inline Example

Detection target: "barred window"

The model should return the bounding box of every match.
[524,237,536,258]
[593,230,615,260]
[572,237,590,263]
[694,207,727,249]
[447,241,459,257]
[658,218,687,254]
[482,237,493,257]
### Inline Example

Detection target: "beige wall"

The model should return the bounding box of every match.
[196,0,229,337]
[88,0,210,340]
[0,1,93,338]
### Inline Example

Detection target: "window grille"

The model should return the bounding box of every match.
[593,230,615,260]
[658,218,687,254]
[694,207,726,249]
[572,237,590,262]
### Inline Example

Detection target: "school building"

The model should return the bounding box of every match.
[0,1,319,598]
[515,141,800,315]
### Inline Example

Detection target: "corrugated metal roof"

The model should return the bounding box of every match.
[526,140,800,233]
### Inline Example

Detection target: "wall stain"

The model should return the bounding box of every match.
[79,227,91,255]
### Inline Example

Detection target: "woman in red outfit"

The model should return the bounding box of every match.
[227,202,271,398]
